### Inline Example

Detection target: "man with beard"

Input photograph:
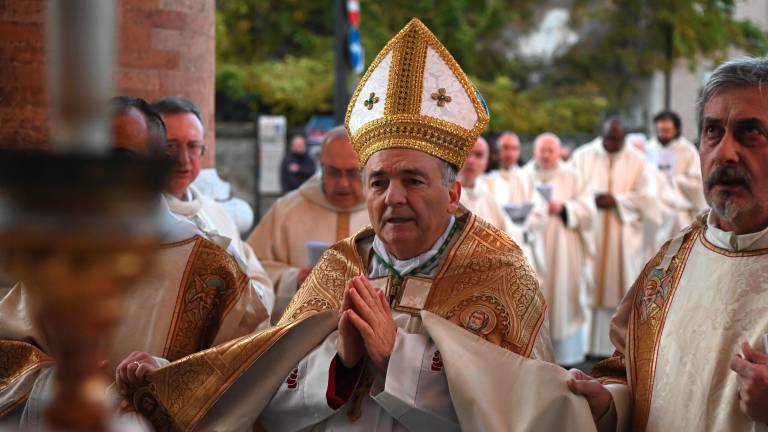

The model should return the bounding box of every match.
[646,110,708,249]
[569,57,768,431]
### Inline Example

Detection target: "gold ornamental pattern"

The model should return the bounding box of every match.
[162,237,250,362]
[134,208,545,431]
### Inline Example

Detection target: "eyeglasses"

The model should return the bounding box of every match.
[324,166,360,181]
[166,141,206,158]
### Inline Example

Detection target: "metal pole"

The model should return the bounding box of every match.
[333,0,348,125]
[47,0,115,154]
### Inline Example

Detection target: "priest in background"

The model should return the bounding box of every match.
[523,133,596,366]
[571,117,655,358]
[247,126,369,321]
[459,136,540,273]
[152,96,274,313]
[487,131,535,205]
[646,110,708,248]
[0,97,269,427]
[458,136,515,232]
[126,19,600,432]
[570,56,768,432]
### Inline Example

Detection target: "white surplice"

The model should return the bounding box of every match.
[522,161,596,365]
[570,139,655,356]
[246,174,369,320]
[487,165,536,205]
[460,178,541,273]
[645,137,707,249]
[258,219,556,432]
[165,185,275,313]
[604,213,768,432]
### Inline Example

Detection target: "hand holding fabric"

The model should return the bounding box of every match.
[567,368,612,423]
[347,275,397,374]
[730,341,768,423]
[115,351,160,396]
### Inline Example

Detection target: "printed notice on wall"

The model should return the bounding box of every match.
[258,115,286,194]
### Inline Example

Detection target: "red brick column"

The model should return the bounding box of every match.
[0,0,217,167]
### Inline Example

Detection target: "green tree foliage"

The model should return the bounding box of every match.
[216,0,767,132]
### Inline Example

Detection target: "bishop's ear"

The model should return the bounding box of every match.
[447,180,461,214]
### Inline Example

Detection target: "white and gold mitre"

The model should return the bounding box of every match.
[344,18,490,169]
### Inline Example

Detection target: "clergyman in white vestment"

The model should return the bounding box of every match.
[523,133,596,365]
[569,57,768,432]
[247,127,370,321]
[570,117,655,357]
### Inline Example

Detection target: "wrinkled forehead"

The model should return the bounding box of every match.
[321,136,358,169]
[364,148,444,177]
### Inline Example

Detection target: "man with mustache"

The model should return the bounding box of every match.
[569,57,768,431]
[123,20,610,432]
[247,126,369,322]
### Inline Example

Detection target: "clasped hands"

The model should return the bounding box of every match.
[336,275,397,374]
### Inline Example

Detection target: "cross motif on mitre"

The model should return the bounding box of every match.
[363,92,380,110]
[431,88,452,107]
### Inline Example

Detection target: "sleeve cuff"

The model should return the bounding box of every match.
[326,355,364,409]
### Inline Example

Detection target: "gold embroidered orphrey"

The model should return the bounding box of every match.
[161,236,250,362]
[131,208,546,431]
[0,236,248,417]
[592,215,704,431]
[344,18,489,169]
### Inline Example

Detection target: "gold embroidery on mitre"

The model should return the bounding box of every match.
[344,18,490,169]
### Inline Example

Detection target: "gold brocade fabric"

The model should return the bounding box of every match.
[134,208,545,431]
[162,237,250,362]
[0,340,51,416]
[592,215,705,431]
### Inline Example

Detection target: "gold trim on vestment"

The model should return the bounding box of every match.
[335,212,351,242]
[162,237,250,362]
[134,207,545,430]
[0,340,52,415]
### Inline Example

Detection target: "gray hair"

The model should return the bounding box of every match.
[362,157,457,187]
[696,57,768,137]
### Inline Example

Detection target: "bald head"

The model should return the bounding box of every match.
[497,131,520,169]
[602,117,626,154]
[320,126,363,208]
[533,133,561,170]
[459,136,490,188]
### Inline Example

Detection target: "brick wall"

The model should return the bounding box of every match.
[0,0,217,166]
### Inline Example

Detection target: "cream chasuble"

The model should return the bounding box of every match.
[165,185,275,314]
[571,139,655,356]
[522,161,596,365]
[126,208,598,432]
[487,165,535,205]
[645,137,707,249]
[593,212,768,432]
[0,211,270,426]
[246,174,369,320]
[459,179,541,274]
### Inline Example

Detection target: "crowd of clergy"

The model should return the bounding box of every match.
[2,17,768,432]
